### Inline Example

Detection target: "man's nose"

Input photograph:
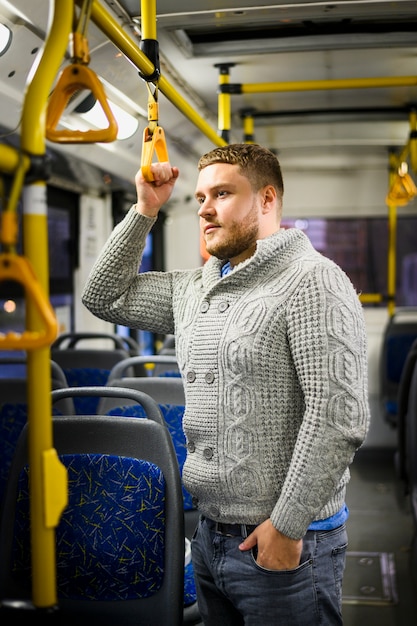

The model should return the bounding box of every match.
[197,199,215,217]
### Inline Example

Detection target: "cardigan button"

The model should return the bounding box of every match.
[203,447,214,460]
[187,441,196,453]
[200,301,209,313]
[186,370,196,383]
[205,371,215,384]
[218,301,229,313]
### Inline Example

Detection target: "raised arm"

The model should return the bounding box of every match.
[82,162,180,333]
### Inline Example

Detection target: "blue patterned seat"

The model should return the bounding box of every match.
[0,396,187,626]
[12,453,167,600]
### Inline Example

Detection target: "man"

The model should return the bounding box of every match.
[82,143,370,625]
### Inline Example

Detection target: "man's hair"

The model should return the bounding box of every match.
[198,143,284,198]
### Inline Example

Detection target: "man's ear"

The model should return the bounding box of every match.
[261,185,277,214]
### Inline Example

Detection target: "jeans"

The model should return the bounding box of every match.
[191,516,347,626]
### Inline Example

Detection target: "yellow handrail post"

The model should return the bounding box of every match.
[240,108,256,144]
[216,63,234,144]
[408,109,417,174]
[386,151,398,317]
[18,0,73,609]
[141,0,157,41]
[239,76,417,94]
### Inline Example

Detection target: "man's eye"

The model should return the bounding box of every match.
[218,190,227,197]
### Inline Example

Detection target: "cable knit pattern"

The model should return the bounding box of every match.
[82,207,370,539]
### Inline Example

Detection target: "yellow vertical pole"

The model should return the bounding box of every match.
[141,0,157,40]
[241,108,256,143]
[19,0,73,607]
[409,109,417,174]
[216,63,234,143]
[387,152,398,317]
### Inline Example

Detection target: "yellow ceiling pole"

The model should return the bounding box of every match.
[386,151,399,317]
[215,63,234,144]
[408,109,417,174]
[239,76,417,94]
[141,0,157,40]
[139,0,159,84]
[18,0,72,609]
[240,108,256,144]
[243,115,255,143]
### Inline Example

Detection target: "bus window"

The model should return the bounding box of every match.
[281,216,417,307]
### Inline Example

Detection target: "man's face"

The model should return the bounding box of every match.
[195,163,261,265]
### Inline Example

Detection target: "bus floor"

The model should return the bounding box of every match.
[342,446,417,626]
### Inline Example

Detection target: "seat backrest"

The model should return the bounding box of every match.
[0,353,26,378]
[379,308,417,426]
[51,346,131,414]
[99,376,186,411]
[107,354,180,381]
[405,363,417,524]
[52,331,137,352]
[0,386,185,626]
[51,347,130,371]
[395,338,417,486]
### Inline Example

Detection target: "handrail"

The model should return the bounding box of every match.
[237,76,417,94]
[79,2,417,148]
[216,63,233,143]
[385,152,400,316]
[13,0,73,610]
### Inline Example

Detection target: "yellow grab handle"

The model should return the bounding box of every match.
[140,125,169,182]
[46,64,118,144]
[0,254,58,349]
[386,171,417,206]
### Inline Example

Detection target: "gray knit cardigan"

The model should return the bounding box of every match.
[82,207,370,540]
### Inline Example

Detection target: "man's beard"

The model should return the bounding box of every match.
[205,205,259,260]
